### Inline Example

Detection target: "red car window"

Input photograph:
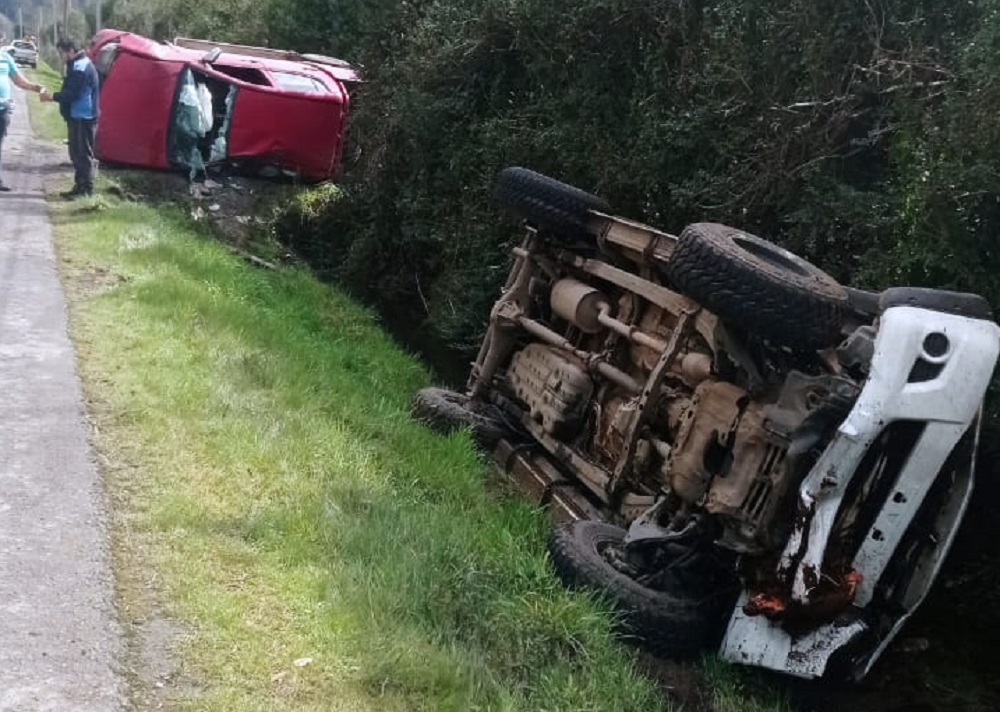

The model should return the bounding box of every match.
[271,72,328,94]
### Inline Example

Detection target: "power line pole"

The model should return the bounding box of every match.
[96,0,101,32]
[62,0,69,39]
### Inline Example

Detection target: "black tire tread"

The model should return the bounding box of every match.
[494,166,609,237]
[411,387,509,447]
[548,520,726,657]
[666,223,847,349]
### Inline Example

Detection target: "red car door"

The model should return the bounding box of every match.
[96,52,182,170]
[226,81,349,181]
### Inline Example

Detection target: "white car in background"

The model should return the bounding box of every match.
[7,40,38,68]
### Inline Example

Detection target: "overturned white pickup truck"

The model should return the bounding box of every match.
[413,167,1000,680]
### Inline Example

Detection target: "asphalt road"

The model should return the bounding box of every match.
[0,88,123,709]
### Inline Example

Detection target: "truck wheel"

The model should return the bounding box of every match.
[548,520,734,657]
[411,387,509,448]
[665,223,848,350]
[494,166,610,239]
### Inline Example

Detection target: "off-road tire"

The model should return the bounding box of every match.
[665,222,848,350]
[494,166,610,239]
[411,387,509,447]
[548,520,732,657]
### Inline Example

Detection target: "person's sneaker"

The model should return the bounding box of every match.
[0,183,11,192]
[61,186,91,199]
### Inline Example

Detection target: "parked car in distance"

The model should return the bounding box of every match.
[89,29,361,182]
[8,39,38,68]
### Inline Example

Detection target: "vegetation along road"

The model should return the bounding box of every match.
[5,0,1000,708]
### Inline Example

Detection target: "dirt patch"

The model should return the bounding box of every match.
[70,265,129,297]
[639,611,1000,712]
[635,656,713,710]
[126,615,201,711]
[109,167,297,256]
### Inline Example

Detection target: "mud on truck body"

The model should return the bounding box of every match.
[412,167,1000,680]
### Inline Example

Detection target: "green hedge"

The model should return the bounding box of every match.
[267,1,995,367]
[111,0,1000,454]
[268,4,1000,600]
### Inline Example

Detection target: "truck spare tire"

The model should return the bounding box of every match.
[665,223,848,350]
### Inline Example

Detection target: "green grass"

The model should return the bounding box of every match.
[48,190,674,711]
[24,63,67,142]
[702,659,793,712]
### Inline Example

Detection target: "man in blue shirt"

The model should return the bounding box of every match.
[42,38,100,198]
[0,47,47,191]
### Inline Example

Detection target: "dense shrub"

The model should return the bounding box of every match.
[264,2,995,367]
[101,0,1000,443]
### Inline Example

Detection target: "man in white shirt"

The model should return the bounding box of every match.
[0,48,46,191]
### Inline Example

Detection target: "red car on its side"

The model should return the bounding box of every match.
[89,30,360,182]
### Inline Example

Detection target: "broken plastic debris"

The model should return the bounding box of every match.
[293,657,313,667]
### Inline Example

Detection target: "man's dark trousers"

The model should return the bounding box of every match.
[68,118,96,193]
[0,104,11,186]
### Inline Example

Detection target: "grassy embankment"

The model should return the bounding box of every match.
[23,63,794,711]
[45,195,676,711]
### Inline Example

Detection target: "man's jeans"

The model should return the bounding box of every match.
[68,118,97,191]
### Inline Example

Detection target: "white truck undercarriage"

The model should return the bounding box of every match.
[413,167,1000,680]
